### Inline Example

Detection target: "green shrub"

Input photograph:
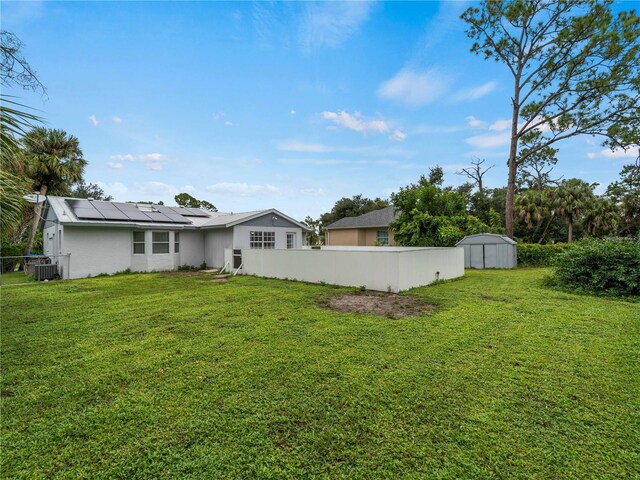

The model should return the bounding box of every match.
[549,238,640,297]
[517,243,574,267]
[178,264,200,271]
[1,240,24,273]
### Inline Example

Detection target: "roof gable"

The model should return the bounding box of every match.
[203,208,310,230]
[326,206,398,229]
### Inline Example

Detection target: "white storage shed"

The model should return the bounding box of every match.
[456,234,517,269]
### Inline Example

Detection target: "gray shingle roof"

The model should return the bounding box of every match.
[326,206,398,229]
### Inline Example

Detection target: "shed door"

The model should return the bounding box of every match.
[470,245,484,269]
[484,244,497,268]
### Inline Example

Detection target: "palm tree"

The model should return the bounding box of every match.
[551,179,594,243]
[0,95,41,233]
[516,190,546,229]
[23,128,86,255]
[583,197,619,237]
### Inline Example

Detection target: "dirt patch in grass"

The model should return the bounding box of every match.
[324,292,435,319]
[1,390,15,399]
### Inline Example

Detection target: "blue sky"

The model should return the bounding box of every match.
[3,1,635,220]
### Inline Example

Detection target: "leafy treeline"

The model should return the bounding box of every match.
[307,158,639,247]
[303,195,389,245]
[461,0,639,238]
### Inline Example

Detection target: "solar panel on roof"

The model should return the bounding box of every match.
[96,209,130,221]
[183,208,210,217]
[66,199,197,224]
[155,206,191,224]
[122,210,153,222]
[68,199,93,209]
[144,211,173,223]
[114,203,141,210]
[93,202,121,210]
[73,207,105,220]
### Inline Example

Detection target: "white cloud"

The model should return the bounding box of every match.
[300,1,373,51]
[322,111,389,135]
[601,145,639,159]
[241,158,263,167]
[107,162,123,169]
[587,152,596,160]
[110,153,169,170]
[389,129,407,142]
[275,140,372,153]
[279,158,349,166]
[88,115,99,126]
[300,187,325,196]
[205,182,280,197]
[465,132,511,149]
[453,81,498,102]
[110,154,135,162]
[96,181,128,196]
[466,116,486,129]
[290,109,296,115]
[111,116,122,124]
[224,120,236,126]
[378,68,449,107]
[489,118,511,131]
[140,181,179,197]
[212,112,226,121]
[413,123,465,135]
[181,185,197,195]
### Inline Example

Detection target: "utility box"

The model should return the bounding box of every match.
[456,234,517,269]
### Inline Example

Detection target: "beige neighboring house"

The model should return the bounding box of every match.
[325,205,399,246]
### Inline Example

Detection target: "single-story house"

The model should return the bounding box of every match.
[325,205,399,246]
[41,196,310,279]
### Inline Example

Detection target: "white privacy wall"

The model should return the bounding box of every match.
[236,247,464,292]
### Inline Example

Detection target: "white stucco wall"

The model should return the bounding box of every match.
[64,227,198,279]
[179,230,205,267]
[233,225,303,250]
[235,247,464,292]
[64,227,133,279]
[204,228,234,267]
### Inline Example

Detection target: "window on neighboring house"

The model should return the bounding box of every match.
[250,231,276,249]
[376,230,389,245]
[152,231,170,254]
[264,231,275,249]
[133,231,145,254]
[286,232,295,249]
[174,232,180,253]
[250,231,263,249]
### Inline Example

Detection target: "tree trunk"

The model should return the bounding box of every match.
[537,212,555,243]
[567,216,573,243]
[24,184,48,256]
[505,93,521,239]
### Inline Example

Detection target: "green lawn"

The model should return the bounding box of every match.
[1,269,638,479]
[0,270,35,286]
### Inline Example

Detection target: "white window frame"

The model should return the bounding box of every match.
[152,231,170,254]
[174,231,180,253]
[263,231,275,249]
[133,231,145,254]
[250,231,275,249]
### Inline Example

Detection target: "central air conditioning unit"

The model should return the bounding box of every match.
[34,264,58,281]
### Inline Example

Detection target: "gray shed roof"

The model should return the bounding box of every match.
[325,206,398,230]
[456,233,517,245]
